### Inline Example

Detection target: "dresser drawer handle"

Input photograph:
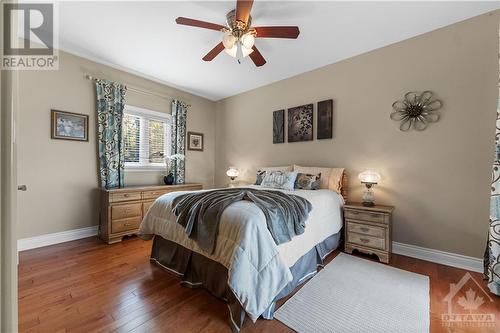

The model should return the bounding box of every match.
[360,238,370,244]
[360,227,370,232]
[124,223,132,226]
[123,194,130,197]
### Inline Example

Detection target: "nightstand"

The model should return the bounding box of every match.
[343,202,394,263]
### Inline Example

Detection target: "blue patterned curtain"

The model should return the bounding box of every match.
[171,100,188,184]
[484,34,500,295]
[96,79,127,188]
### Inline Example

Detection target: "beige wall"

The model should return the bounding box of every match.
[215,11,499,258]
[17,51,216,239]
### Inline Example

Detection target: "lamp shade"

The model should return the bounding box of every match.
[241,45,254,58]
[224,44,237,58]
[358,170,381,184]
[222,32,236,49]
[241,32,255,49]
[226,167,239,180]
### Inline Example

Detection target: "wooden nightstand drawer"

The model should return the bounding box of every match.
[110,192,141,203]
[347,233,385,250]
[344,209,385,224]
[111,216,141,234]
[111,203,142,220]
[142,190,169,200]
[347,221,385,238]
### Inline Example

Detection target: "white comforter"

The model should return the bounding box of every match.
[139,185,343,321]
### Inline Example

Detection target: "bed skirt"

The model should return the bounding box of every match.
[150,232,341,332]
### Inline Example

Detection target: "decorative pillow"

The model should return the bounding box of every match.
[294,173,321,190]
[254,166,293,185]
[260,171,298,191]
[293,165,345,193]
[254,170,267,185]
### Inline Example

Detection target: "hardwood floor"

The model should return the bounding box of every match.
[19,236,499,333]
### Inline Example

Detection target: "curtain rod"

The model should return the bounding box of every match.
[84,74,181,101]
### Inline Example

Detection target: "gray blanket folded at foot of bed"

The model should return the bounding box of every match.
[171,187,312,253]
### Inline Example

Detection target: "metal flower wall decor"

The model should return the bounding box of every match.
[390,91,442,131]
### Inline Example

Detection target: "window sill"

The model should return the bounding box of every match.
[125,166,166,172]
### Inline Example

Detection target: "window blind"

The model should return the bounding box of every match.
[123,106,171,170]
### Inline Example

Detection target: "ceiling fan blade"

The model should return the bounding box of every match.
[202,42,225,61]
[254,26,300,39]
[176,17,226,31]
[235,0,254,25]
[249,46,266,67]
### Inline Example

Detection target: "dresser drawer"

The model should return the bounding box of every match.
[142,190,169,200]
[347,221,385,238]
[347,232,386,250]
[110,192,141,203]
[143,200,154,215]
[111,216,142,234]
[344,209,386,224]
[111,203,142,220]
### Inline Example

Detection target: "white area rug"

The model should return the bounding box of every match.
[274,253,429,333]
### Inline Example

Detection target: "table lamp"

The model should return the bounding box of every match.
[226,167,239,181]
[358,169,381,206]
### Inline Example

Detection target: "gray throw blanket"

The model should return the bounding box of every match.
[171,188,312,253]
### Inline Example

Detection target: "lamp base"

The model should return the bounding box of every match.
[362,201,375,207]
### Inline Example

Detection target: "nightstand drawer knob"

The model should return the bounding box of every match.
[360,227,369,232]
[360,238,370,244]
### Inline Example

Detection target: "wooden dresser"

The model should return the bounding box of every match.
[343,202,394,263]
[99,183,203,244]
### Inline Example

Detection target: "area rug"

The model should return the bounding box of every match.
[274,253,429,333]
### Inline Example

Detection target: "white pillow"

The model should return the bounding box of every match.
[260,171,298,191]
[293,165,344,192]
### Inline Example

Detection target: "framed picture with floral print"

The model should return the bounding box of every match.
[288,103,313,142]
[51,109,89,141]
[187,131,204,151]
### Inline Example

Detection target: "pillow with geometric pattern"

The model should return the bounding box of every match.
[260,171,298,191]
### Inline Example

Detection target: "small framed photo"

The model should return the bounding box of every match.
[187,131,204,151]
[51,110,89,141]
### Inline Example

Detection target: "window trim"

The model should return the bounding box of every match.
[123,105,171,172]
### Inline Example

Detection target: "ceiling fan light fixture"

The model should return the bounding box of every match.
[241,44,254,58]
[224,44,238,58]
[241,32,255,49]
[222,32,236,49]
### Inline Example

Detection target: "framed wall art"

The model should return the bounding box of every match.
[317,99,333,139]
[288,103,313,143]
[273,109,285,144]
[187,131,204,151]
[51,109,89,141]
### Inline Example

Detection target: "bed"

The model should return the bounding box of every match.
[139,169,347,332]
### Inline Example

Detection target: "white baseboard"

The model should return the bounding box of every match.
[16,226,483,273]
[17,225,98,252]
[392,241,483,273]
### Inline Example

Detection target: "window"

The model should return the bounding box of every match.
[123,105,171,171]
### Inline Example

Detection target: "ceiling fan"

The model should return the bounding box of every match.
[175,0,300,67]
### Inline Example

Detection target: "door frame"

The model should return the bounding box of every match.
[1,1,19,330]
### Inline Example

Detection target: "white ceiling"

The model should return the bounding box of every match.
[55,1,498,101]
